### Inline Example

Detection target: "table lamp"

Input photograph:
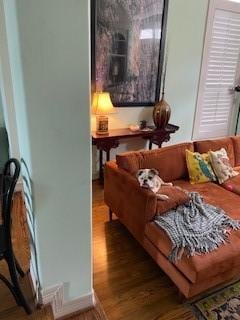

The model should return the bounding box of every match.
[92,92,116,134]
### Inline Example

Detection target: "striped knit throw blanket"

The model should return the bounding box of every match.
[154,192,240,263]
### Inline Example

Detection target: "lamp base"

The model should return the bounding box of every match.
[96,115,109,135]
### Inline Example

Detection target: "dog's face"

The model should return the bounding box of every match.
[136,169,159,189]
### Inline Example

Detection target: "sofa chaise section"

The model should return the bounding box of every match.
[104,136,240,298]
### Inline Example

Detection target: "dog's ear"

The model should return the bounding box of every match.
[150,168,159,176]
[136,169,144,178]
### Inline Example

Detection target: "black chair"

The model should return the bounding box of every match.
[0,158,31,314]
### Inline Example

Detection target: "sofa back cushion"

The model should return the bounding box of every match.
[139,143,193,182]
[194,137,235,167]
[116,142,193,182]
[116,151,143,174]
[231,135,240,166]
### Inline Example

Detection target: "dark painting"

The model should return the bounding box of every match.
[92,0,168,106]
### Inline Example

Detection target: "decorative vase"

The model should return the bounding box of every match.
[153,40,171,129]
[153,94,171,129]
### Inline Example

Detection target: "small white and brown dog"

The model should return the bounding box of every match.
[136,168,173,200]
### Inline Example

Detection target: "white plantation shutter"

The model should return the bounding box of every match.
[193,0,240,140]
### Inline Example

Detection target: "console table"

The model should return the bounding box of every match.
[92,123,179,184]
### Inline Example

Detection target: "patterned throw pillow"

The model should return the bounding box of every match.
[224,183,240,195]
[209,148,239,184]
[186,149,217,184]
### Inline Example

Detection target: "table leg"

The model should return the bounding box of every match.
[149,141,152,150]
[106,150,110,162]
[99,149,104,184]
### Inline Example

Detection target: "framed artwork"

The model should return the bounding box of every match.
[91,0,169,107]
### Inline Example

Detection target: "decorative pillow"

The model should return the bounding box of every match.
[223,183,240,195]
[185,149,217,184]
[209,148,239,184]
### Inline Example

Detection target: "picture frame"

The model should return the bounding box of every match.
[91,0,169,107]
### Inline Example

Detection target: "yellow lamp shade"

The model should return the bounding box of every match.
[92,92,116,115]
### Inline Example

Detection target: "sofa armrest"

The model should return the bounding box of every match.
[104,161,157,241]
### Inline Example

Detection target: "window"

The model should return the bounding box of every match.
[108,32,128,86]
[193,0,240,140]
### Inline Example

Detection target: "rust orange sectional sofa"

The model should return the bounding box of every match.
[104,136,240,298]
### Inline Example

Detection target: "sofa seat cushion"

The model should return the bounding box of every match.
[144,221,240,284]
[194,137,235,167]
[145,179,240,284]
[172,180,240,220]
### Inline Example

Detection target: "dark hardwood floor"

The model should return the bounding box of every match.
[92,181,195,320]
[0,192,34,320]
[0,192,107,320]
[0,182,196,320]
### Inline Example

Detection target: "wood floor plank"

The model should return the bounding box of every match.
[0,183,196,320]
[0,305,54,320]
[0,192,107,320]
[92,181,195,320]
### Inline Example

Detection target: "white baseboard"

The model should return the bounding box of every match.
[41,284,95,319]
[56,292,95,319]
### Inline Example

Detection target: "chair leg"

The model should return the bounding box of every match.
[14,256,26,277]
[0,274,20,304]
[6,253,32,314]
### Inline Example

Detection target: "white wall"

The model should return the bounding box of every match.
[92,0,209,178]
[0,92,6,127]
[2,0,92,306]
